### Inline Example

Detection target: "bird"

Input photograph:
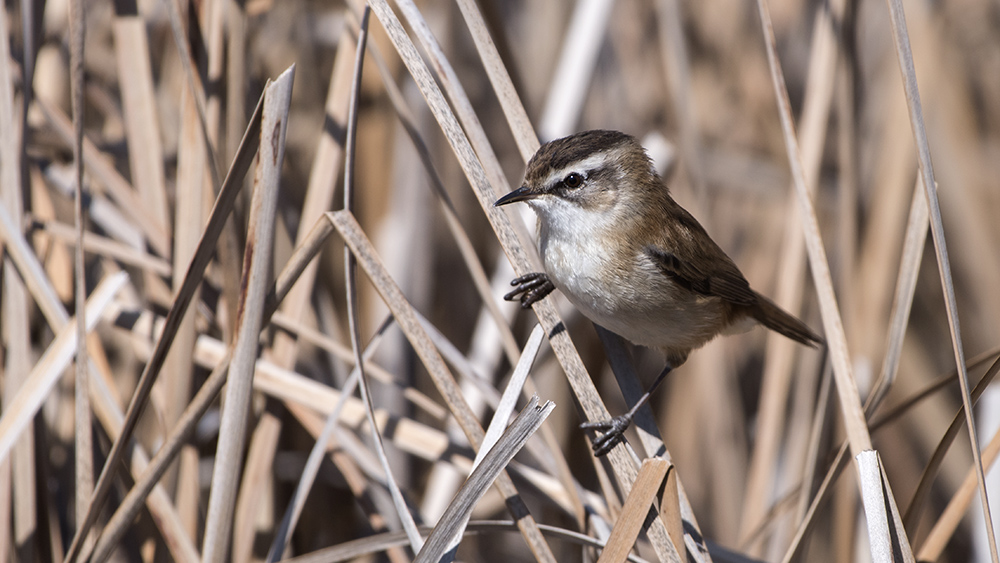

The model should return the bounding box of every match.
[494,129,823,456]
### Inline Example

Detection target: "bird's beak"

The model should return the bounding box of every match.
[494,185,537,207]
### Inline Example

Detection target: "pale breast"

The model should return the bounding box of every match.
[538,224,732,354]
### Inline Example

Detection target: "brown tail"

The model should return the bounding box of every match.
[750,292,823,347]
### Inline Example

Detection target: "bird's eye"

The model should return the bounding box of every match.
[563,172,584,189]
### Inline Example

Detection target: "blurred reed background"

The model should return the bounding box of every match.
[0,0,998,561]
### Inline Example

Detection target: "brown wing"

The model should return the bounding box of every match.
[645,202,823,346]
[644,204,757,307]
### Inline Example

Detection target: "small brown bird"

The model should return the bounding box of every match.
[495,130,822,456]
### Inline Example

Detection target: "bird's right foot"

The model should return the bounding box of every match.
[504,272,555,308]
[580,414,633,457]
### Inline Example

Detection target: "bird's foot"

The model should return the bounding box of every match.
[504,272,555,308]
[580,414,633,457]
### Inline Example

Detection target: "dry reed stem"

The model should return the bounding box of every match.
[165,39,209,537]
[341,6,424,552]
[414,397,555,563]
[868,180,929,414]
[162,0,220,187]
[63,81,267,563]
[452,0,538,160]
[903,355,1000,529]
[0,271,127,464]
[87,339,200,563]
[113,14,169,229]
[36,99,170,257]
[365,36,520,364]
[537,0,614,141]
[741,0,841,546]
[755,0,872,461]
[283,520,652,563]
[597,458,675,563]
[856,451,914,562]
[883,0,998,556]
[201,64,294,563]
[265,315,395,562]
[0,3,36,554]
[32,220,172,276]
[917,422,1000,560]
[470,324,544,471]
[330,208,557,561]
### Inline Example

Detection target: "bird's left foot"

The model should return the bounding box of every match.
[504,272,555,308]
[581,414,633,456]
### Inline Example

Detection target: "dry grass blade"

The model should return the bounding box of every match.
[266,316,395,562]
[414,397,555,563]
[597,458,677,563]
[755,0,871,456]
[267,20,352,367]
[0,272,128,465]
[63,77,267,563]
[202,64,294,563]
[882,0,997,556]
[472,324,544,471]
[268,313,445,419]
[917,422,1000,560]
[342,6,423,552]
[868,180,928,413]
[31,220,172,276]
[365,37,519,364]
[654,0,704,194]
[285,520,651,563]
[537,0,614,140]
[89,348,232,563]
[35,99,170,258]
[388,0,537,259]
[329,208,557,561]
[68,0,93,533]
[780,349,1000,562]
[161,0,220,187]
[86,341,200,563]
[741,0,842,542]
[856,451,915,562]
[452,0,538,159]
[903,354,1000,530]
[0,201,67,327]
[113,13,168,228]
[0,0,35,554]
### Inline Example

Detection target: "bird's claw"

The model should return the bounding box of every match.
[581,414,633,457]
[504,272,555,308]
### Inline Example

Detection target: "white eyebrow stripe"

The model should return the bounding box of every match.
[542,151,615,188]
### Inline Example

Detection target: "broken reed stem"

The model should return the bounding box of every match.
[201,65,293,563]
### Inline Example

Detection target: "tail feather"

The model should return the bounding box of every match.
[750,292,823,347]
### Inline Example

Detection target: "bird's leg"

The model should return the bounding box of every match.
[581,363,674,456]
[504,272,555,308]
